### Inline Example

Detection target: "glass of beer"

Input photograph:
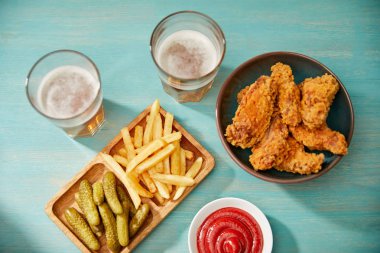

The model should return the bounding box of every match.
[150,11,226,103]
[26,50,105,138]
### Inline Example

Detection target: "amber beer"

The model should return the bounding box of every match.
[37,66,104,137]
[155,30,219,102]
[150,11,226,103]
[26,50,105,137]
[60,104,105,137]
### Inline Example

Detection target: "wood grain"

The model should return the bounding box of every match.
[45,105,215,252]
[0,1,379,253]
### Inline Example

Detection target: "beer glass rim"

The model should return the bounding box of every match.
[149,10,226,82]
[25,49,102,121]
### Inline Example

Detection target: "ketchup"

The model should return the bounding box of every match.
[197,207,263,253]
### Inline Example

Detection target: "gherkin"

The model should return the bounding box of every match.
[129,203,150,237]
[92,181,105,206]
[103,172,123,215]
[117,185,137,217]
[99,202,121,252]
[79,179,100,226]
[64,207,100,251]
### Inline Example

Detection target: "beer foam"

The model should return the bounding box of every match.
[156,30,218,79]
[38,66,100,119]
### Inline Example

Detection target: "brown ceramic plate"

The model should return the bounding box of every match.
[216,52,354,184]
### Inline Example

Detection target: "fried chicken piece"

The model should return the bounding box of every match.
[275,137,325,175]
[290,124,348,155]
[300,74,339,129]
[271,62,301,126]
[225,76,276,149]
[249,116,289,170]
[237,85,250,104]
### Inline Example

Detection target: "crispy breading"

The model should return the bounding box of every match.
[290,123,348,155]
[271,62,301,126]
[237,85,250,104]
[275,137,325,175]
[249,116,289,170]
[225,63,348,176]
[225,76,276,149]
[300,74,339,129]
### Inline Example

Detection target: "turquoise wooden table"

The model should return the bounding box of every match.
[1,1,380,252]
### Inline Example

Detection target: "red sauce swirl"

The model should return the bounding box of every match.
[197,207,263,253]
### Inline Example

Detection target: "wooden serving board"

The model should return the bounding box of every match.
[45,105,215,253]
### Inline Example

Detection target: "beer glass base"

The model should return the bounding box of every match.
[63,106,105,138]
[162,81,213,103]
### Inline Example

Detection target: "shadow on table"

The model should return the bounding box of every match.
[75,99,139,152]
[268,216,299,253]
[203,65,235,103]
[0,213,38,253]
[179,65,234,114]
[278,149,374,231]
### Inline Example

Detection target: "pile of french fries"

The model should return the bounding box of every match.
[101,99,203,209]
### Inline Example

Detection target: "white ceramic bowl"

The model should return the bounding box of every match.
[188,197,273,253]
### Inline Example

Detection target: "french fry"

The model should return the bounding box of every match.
[162,131,181,143]
[128,174,154,198]
[151,173,195,187]
[135,144,176,174]
[148,170,170,199]
[170,141,181,175]
[153,113,165,173]
[154,180,170,199]
[121,127,136,160]
[163,157,171,175]
[126,139,166,173]
[133,125,143,148]
[162,112,173,191]
[140,171,157,193]
[100,153,141,209]
[173,157,203,200]
[153,192,165,205]
[163,158,172,193]
[135,132,182,154]
[129,170,140,180]
[153,114,163,140]
[163,112,174,136]
[138,174,147,187]
[180,148,186,176]
[154,163,163,173]
[135,146,145,154]
[183,149,194,160]
[113,154,128,167]
[117,148,128,158]
[143,99,160,145]
[185,157,203,179]
[167,185,173,193]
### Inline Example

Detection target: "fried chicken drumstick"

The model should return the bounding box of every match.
[271,62,301,126]
[275,137,325,175]
[300,74,339,129]
[290,124,348,155]
[249,116,289,170]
